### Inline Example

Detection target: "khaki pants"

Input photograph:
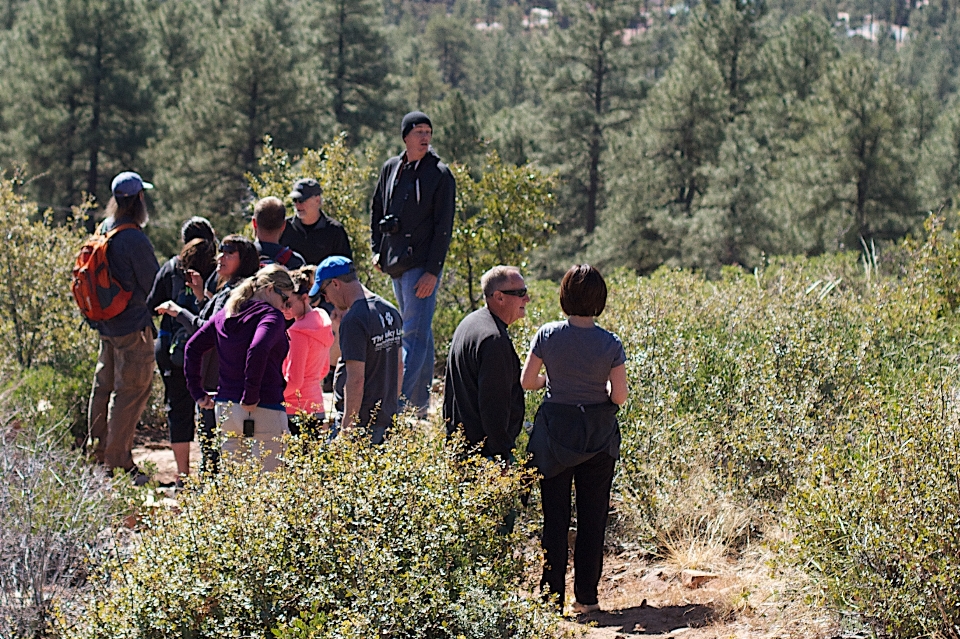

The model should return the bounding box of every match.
[215,403,289,472]
[89,326,155,471]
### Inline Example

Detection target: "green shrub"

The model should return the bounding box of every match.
[59,426,559,639]
[791,380,960,637]
[0,176,97,373]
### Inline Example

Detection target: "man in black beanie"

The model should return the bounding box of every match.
[370,111,455,418]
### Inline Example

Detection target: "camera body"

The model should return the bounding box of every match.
[378,215,401,235]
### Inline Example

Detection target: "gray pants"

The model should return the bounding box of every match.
[88,326,155,472]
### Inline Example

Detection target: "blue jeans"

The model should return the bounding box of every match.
[392,266,438,415]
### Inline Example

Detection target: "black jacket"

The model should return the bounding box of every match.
[280,214,352,266]
[442,307,524,459]
[370,148,455,277]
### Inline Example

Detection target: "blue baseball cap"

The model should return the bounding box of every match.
[309,255,355,299]
[111,171,153,197]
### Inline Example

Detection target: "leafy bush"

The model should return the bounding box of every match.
[791,381,960,638]
[0,176,97,373]
[0,416,122,639]
[59,427,559,639]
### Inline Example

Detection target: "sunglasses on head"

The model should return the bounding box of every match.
[219,243,239,254]
[499,288,527,298]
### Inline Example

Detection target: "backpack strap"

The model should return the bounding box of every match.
[275,246,293,266]
[99,222,139,240]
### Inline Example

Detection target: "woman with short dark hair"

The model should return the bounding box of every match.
[521,264,628,615]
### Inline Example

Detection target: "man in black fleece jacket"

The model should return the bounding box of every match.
[442,266,529,459]
[371,111,455,417]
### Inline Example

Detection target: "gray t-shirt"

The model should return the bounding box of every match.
[338,293,403,442]
[530,320,626,406]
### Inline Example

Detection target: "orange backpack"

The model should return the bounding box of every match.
[71,223,139,322]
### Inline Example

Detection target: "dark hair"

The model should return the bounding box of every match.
[559,264,607,317]
[179,238,217,282]
[253,197,287,232]
[218,234,260,288]
[104,194,148,226]
[181,216,216,244]
[289,266,316,296]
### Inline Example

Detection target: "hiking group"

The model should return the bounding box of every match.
[73,111,629,615]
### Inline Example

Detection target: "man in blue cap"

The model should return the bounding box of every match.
[370,111,455,418]
[88,171,160,482]
[310,256,403,444]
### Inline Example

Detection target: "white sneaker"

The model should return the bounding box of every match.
[572,601,600,615]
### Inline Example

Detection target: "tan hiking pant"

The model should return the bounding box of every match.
[215,403,289,472]
[89,326,156,472]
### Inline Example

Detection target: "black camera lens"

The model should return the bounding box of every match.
[379,215,401,235]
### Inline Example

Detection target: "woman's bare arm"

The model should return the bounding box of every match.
[520,351,546,391]
[608,364,628,405]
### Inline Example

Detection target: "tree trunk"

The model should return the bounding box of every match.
[87,31,103,208]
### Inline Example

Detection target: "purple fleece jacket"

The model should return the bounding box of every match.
[184,299,289,407]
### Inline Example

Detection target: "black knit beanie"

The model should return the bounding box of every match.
[401,111,432,139]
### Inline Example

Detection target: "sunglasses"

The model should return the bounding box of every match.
[219,243,239,254]
[499,288,527,298]
[274,287,290,305]
[293,193,320,204]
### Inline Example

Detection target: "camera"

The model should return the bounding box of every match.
[378,215,401,235]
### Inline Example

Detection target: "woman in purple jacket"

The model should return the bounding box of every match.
[184,265,295,471]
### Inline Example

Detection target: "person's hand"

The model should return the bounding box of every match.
[240,402,258,412]
[184,269,203,300]
[414,272,438,298]
[196,395,215,410]
[155,301,182,317]
[372,253,382,273]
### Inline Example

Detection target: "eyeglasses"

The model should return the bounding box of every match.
[293,193,320,204]
[319,280,332,297]
[274,287,290,305]
[408,128,432,138]
[219,243,238,254]
[498,288,528,298]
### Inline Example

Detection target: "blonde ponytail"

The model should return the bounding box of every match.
[224,264,294,318]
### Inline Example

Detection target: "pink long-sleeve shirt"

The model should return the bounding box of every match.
[282,307,334,415]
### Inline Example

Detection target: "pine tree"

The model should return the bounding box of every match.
[771,53,920,252]
[312,0,394,141]
[0,0,155,219]
[590,41,727,272]
[147,0,326,223]
[425,12,476,91]
[538,0,647,238]
[433,90,481,167]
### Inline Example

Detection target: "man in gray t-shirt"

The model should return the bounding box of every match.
[311,256,402,443]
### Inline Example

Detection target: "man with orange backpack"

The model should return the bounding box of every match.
[82,171,160,481]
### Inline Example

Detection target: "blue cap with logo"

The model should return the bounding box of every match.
[111,171,153,197]
[309,255,355,299]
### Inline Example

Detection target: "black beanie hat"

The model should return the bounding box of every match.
[401,111,432,139]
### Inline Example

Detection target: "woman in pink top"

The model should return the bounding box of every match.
[282,267,335,438]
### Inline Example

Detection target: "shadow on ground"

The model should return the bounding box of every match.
[578,603,713,635]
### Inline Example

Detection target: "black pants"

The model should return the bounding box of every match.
[539,452,616,607]
[198,406,219,473]
[160,366,196,444]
